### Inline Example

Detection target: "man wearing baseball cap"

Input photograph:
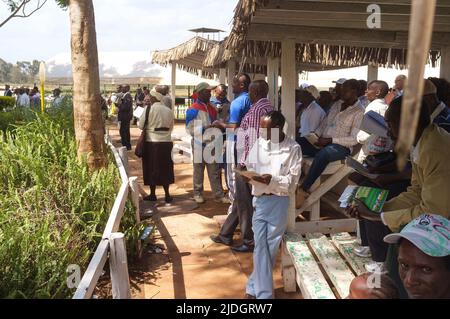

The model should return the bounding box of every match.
[331,78,347,102]
[186,82,228,204]
[384,214,450,299]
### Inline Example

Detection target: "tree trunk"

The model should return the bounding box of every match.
[69,0,107,170]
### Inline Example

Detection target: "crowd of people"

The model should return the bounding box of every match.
[2,84,67,109]
[109,72,450,300]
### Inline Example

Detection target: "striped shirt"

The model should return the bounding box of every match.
[315,100,364,150]
[236,98,274,164]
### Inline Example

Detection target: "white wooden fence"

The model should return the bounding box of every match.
[73,136,146,299]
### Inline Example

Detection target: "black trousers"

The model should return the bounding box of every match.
[120,120,131,149]
[358,178,410,262]
[219,173,254,246]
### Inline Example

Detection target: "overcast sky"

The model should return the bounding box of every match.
[0,0,236,63]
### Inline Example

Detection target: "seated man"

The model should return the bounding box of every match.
[347,272,399,299]
[296,85,326,146]
[243,111,302,299]
[297,79,364,205]
[384,214,450,299]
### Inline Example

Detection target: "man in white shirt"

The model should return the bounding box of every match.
[16,88,30,108]
[357,80,393,162]
[296,85,326,145]
[242,111,302,299]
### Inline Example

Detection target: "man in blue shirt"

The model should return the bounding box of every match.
[211,73,254,252]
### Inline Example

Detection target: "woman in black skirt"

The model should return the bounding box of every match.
[138,89,175,203]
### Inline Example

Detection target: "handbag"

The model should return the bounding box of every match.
[135,105,151,158]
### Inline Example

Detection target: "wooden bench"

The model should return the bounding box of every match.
[296,157,357,234]
[282,232,371,298]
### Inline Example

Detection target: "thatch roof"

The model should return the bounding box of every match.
[151,36,219,78]
[225,0,442,69]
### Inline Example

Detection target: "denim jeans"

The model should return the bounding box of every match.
[302,143,350,191]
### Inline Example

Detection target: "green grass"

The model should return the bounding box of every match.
[0,106,143,299]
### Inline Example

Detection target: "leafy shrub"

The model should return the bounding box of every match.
[0,106,142,298]
[0,96,16,111]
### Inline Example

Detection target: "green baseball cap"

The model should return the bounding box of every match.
[384,214,450,257]
[194,82,217,93]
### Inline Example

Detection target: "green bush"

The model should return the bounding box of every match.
[0,106,142,299]
[0,96,16,111]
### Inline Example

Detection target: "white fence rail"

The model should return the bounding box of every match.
[73,137,143,299]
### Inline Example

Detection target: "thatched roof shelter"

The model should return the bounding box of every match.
[151,36,219,78]
[225,0,450,69]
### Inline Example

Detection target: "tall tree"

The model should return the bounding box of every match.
[2,0,108,170]
[67,0,107,169]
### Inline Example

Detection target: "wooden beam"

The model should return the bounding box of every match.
[267,57,279,110]
[247,23,450,49]
[281,39,297,233]
[367,64,379,82]
[73,239,109,299]
[295,219,358,235]
[331,233,370,276]
[227,60,236,102]
[219,68,226,84]
[171,63,176,109]
[102,182,129,239]
[109,233,131,299]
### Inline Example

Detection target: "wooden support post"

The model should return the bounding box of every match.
[282,40,297,233]
[171,62,177,109]
[367,63,379,83]
[281,240,297,292]
[118,146,129,175]
[441,46,450,81]
[219,68,226,84]
[227,60,236,102]
[109,233,131,299]
[267,57,280,110]
[129,177,142,258]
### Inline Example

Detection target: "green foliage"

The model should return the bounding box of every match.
[0,96,16,111]
[0,106,142,298]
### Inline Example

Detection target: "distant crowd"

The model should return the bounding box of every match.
[2,84,66,109]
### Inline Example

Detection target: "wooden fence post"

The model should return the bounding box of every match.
[129,177,143,258]
[118,146,129,174]
[109,232,131,299]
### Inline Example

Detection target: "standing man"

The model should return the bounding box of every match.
[16,87,30,108]
[186,82,227,204]
[243,111,302,299]
[118,85,133,150]
[211,80,274,253]
[213,74,252,216]
[4,85,12,97]
[210,84,230,121]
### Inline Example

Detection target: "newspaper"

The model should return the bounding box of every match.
[233,168,267,186]
[345,156,380,179]
[305,133,321,149]
[133,106,145,119]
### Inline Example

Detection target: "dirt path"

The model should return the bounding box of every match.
[108,121,302,299]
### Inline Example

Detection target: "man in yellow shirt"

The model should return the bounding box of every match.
[348,96,450,232]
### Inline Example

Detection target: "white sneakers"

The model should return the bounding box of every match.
[354,246,372,258]
[194,196,230,204]
[194,195,205,204]
[365,261,388,274]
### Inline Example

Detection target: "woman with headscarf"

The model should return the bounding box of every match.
[139,89,175,203]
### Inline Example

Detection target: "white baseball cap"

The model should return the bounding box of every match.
[333,78,347,85]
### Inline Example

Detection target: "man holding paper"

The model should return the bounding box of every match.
[243,111,302,299]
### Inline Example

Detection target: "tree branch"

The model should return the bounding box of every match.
[0,0,48,28]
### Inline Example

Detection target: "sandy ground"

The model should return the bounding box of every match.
[107,121,302,299]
